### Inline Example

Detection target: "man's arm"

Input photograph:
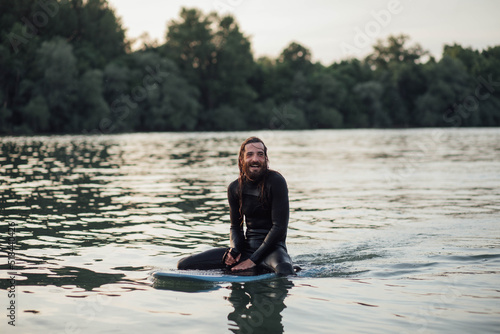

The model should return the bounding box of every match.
[228,181,245,253]
[249,173,289,264]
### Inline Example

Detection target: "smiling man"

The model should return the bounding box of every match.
[177,137,295,276]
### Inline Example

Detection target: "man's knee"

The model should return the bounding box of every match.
[177,257,190,270]
[276,262,295,276]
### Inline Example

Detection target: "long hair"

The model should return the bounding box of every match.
[237,137,269,219]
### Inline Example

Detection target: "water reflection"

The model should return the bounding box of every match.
[152,275,293,333]
[227,278,293,334]
[1,130,499,333]
[23,266,125,291]
[152,276,294,333]
[0,135,237,294]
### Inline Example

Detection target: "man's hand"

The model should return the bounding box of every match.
[224,252,241,266]
[231,259,256,271]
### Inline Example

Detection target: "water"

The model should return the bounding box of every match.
[1,129,500,333]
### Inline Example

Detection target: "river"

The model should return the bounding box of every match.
[1,128,499,333]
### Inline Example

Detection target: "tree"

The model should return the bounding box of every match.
[308,72,345,128]
[20,95,50,133]
[121,51,200,132]
[76,69,110,131]
[443,44,484,77]
[278,42,313,72]
[60,0,128,71]
[365,35,430,127]
[476,46,500,125]
[353,81,390,127]
[1,2,500,134]
[365,34,429,71]
[481,46,500,79]
[103,61,130,105]
[415,56,472,127]
[150,58,201,131]
[329,59,373,127]
[211,16,256,106]
[272,42,313,104]
[164,7,217,114]
[164,8,256,130]
[0,0,128,134]
[34,37,79,132]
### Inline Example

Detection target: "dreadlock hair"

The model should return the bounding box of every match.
[237,137,270,220]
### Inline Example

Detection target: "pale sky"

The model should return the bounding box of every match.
[107,0,500,65]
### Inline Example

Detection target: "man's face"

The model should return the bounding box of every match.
[243,142,267,180]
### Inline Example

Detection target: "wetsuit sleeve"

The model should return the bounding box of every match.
[228,181,245,253]
[249,173,289,264]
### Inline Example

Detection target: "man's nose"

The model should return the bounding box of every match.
[250,155,260,162]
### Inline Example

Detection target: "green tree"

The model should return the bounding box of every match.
[415,56,472,127]
[353,81,390,127]
[477,46,500,125]
[481,46,500,80]
[76,69,110,131]
[150,58,201,131]
[308,72,345,128]
[20,95,50,133]
[443,44,500,126]
[120,51,200,132]
[365,34,428,71]
[1,2,500,134]
[103,62,130,105]
[329,59,373,127]
[273,42,314,104]
[443,44,484,77]
[0,0,128,134]
[278,42,313,72]
[365,34,430,127]
[58,0,128,71]
[382,61,428,127]
[164,8,256,130]
[34,37,79,132]
[0,104,12,133]
[254,42,314,130]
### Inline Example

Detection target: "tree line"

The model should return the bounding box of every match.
[1,0,499,135]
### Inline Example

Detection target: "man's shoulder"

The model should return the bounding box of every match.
[228,178,239,191]
[267,170,287,186]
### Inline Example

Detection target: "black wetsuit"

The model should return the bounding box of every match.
[177,170,294,276]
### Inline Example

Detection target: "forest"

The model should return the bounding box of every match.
[1,0,500,135]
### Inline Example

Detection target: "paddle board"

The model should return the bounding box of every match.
[153,271,277,283]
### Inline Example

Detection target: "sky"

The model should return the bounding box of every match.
[106,0,500,65]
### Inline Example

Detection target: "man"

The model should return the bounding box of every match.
[177,137,295,276]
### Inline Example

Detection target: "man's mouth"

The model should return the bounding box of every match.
[248,163,262,172]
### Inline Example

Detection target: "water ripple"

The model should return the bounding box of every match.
[1,129,500,332]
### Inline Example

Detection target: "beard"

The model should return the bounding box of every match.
[244,161,267,181]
